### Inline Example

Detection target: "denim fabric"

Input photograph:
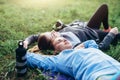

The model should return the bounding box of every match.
[26,40,120,80]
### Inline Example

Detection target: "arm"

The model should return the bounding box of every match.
[26,52,56,71]
[23,34,40,49]
[83,40,98,48]
[74,40,98,49]
[98,27,118,50]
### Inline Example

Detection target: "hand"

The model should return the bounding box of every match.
[110,27,118,35]
[23,40,28,49]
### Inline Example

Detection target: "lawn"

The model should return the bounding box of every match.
[0,0,120,80]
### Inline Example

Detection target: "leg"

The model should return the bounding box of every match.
[87,4,109,29]
[113,33,120,45]
[98,32,116,50]
[96,27,119,43]
[97,27,118,50]
[115,33,120,40]
[94,30,108,41]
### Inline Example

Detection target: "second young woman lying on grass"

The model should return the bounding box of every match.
[24,4,120,52]
[21,40,120,80]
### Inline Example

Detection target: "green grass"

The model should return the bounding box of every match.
[0,0,120,79]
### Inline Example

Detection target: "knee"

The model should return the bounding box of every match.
[101,4,108,9]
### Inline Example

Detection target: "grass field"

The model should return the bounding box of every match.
[0,0,120,80]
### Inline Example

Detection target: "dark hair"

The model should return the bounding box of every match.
[38,34,54,50]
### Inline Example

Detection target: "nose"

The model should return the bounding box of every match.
[63,39,67,42]
[59,38,66,42]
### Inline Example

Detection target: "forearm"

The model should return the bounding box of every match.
[26,52,56,70]
[24,34,40,46]
[98,32,115,50]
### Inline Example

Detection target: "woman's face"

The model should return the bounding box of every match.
[52,37,72,52]
[42,31,72,51]
[43,30,61,42]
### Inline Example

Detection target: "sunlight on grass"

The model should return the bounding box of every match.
[1,0,120,79]
[11,0,73,9]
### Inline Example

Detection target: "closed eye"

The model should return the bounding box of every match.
[57,39,62,43]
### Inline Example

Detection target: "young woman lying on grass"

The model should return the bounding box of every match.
[17,40,120,80]
[24,4,120,52]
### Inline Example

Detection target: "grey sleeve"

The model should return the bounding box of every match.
[24,33,40,46]
[98,32,116,50]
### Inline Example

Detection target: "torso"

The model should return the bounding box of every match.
[59,26,99,43]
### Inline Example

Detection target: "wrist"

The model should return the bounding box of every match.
[23,40,29,49]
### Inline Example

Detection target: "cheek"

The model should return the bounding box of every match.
[54,42,72,51]
[59,44,70,50]
[55,44,64,51]
[54,44,60,51]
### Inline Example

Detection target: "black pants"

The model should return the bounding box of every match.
[60,4,120,50]
[87,4,109,29]
[61,4,112,42]
[87,4,109,41]
[87,4,120,43]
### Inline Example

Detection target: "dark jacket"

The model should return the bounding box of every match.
[24,20,116,50]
